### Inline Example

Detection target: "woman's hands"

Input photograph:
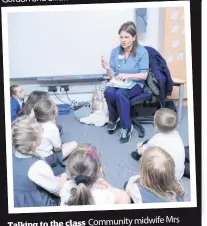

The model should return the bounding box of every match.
[116,73,130,81]
[101,57,110,70]
[101,56,115,80]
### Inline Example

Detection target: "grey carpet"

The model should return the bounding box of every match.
[57,107,191,201]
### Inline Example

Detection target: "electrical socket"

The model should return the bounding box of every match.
[48,86,57,92]
[77,101,91,107]
[60,85,69,92]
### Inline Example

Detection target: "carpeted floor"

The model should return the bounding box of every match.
[57,107,191,201]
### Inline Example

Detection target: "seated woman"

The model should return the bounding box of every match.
[102,21,149,143]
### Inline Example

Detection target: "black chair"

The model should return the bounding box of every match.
[130,70,173,138]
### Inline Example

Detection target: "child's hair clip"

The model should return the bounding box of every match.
[79,146,101,166]
[85,149,98,159]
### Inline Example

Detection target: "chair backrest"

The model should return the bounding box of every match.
[144,46,174,105]
[142,70,160,104]
[144,70,160,96]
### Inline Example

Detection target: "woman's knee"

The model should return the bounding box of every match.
[115,89,127,100]
[104,87,116,100]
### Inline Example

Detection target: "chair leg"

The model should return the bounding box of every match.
[177,84,184,123]
[131,117,145,138]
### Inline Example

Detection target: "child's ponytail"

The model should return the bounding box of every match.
[65,144,101,206]
[67,175,95,205]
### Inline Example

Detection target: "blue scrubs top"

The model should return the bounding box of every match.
[109,45,149,87]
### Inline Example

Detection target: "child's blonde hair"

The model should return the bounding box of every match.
[139,146,184,201]
[154,108,178,133]
[65,144,101,205]
[33,98,57,123]
[12,116,41,157]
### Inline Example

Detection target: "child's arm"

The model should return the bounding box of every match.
[94,178,111,189]
[111,188,131,204]
[139,135,159,153]
[58,173,68,190]
[94,178,131,204]
[11,99,20,122]
[137,142,144,155]
[28,160,67,196]
[125,175,142,203]
[136,139,150,155]
[47,123,62,151]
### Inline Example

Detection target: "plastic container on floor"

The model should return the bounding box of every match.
[56,104,70,115]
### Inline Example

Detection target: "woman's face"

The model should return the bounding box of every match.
[119,30,136,50]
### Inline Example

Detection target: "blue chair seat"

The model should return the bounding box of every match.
[130,91,152,106]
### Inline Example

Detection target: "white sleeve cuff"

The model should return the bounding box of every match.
[28,160,60,194]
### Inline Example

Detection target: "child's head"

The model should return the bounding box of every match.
[12,116,43,156]
[19,91,49,116]
[154,108,178,133]
[140,146,184,200]
[10,85,24,100]
[65,144,101,205]
[33,97,57,123]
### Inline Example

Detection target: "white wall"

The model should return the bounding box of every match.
[8,9,135,78]
[138,8,160,50]
[8,7,162,104]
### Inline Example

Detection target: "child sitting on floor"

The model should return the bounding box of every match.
[12,116,67,207]
[18,91,49,116]
[131,108,185,180]
[126,146,185,203]
[18,91,63,135]
[33,97,78,176]
[60,144,131,205]
[10,85,25,122]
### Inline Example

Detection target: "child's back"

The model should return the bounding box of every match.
[126,147,185,203]
[11,116,65,207]
[33,97,78,176]
[36,120,61,157]
[141,108,185,180]
[13,152,58,207]
[60,178,116,205]
[142,130,185,180]
[60,144,130,205]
